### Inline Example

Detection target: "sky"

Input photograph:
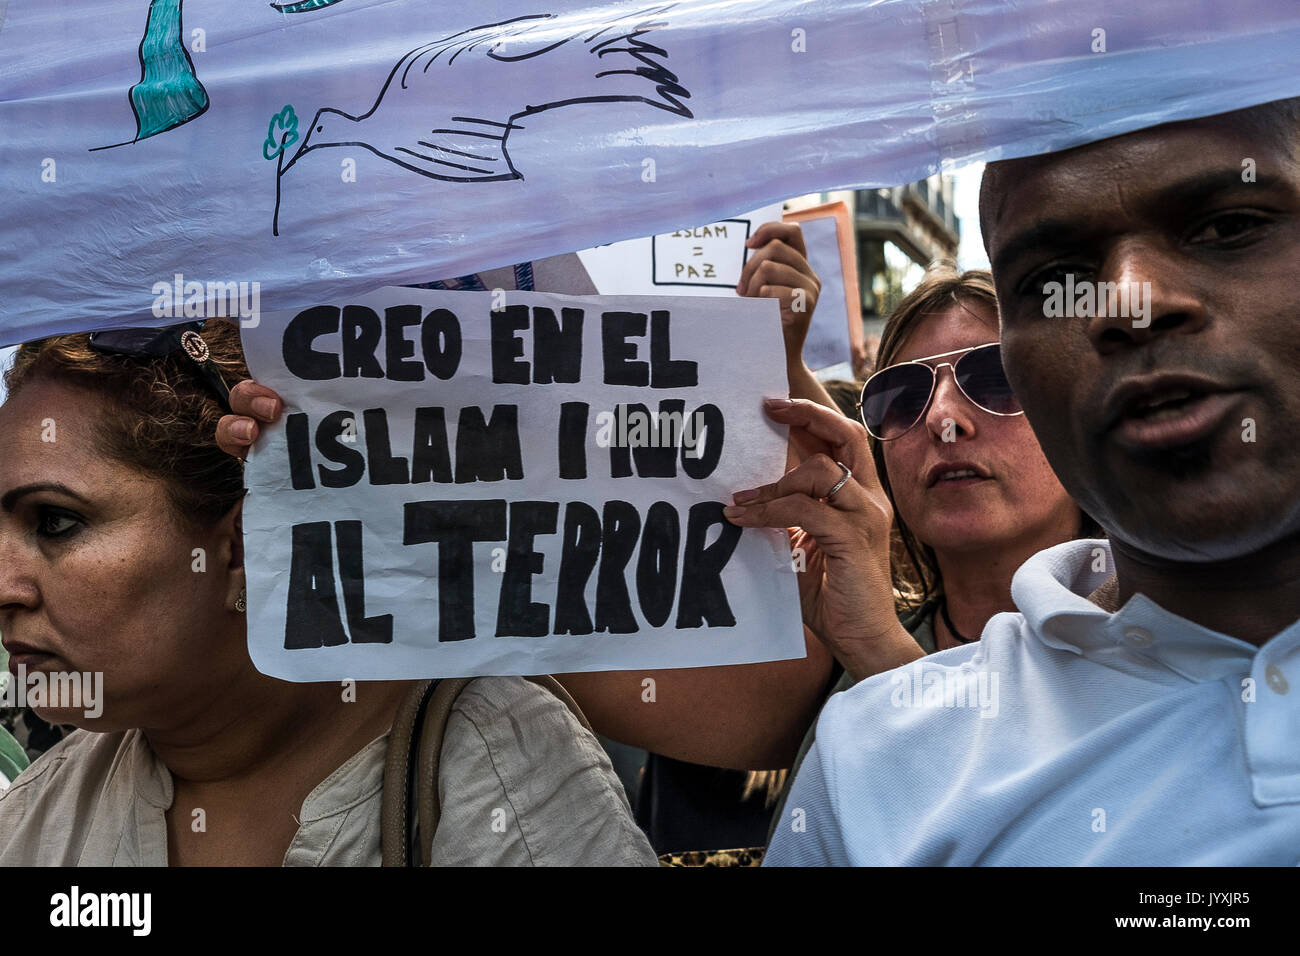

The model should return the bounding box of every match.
[953,161,990,271]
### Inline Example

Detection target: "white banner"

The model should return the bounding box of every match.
[3,1,1299,344]
[240,286,803,680]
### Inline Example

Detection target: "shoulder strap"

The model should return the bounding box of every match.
[380,678,438,867]
[381,675,590,867]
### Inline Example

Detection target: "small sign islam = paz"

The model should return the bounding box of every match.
[240,287,805,680]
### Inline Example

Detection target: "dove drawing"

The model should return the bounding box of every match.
[279,4,693,186]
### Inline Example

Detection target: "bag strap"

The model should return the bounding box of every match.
[381,676,591,867]
[413,677,475,865]
[380,678,438,867]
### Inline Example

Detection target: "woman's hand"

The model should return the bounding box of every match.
[215,380,285,459]
[724,398,924,682]
[737,221,821,362]
[737,220,838,411]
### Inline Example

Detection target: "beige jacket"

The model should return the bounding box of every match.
[0,676,657,866]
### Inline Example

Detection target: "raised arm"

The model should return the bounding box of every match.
[737,221,838,411]
[555,623,833,771]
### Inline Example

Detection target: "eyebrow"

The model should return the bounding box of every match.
[0,482,92,513]
[991,219,1088,279]
[991,170,1295,279]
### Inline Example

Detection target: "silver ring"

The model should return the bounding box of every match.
[824,461,852,501]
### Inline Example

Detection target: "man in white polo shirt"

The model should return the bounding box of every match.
[765,97,1300,865]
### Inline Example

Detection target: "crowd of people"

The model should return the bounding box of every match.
[1,96,1297,865]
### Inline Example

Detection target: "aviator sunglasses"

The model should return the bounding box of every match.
[87,320,233,414]
[857,342,1023,441]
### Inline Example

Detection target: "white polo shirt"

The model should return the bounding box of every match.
[765,539,1300,866]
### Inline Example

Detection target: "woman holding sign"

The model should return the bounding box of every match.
[0,320,656,866]
[217,226,846,784]
[210,241,1097,860]
[722,263,1102,846]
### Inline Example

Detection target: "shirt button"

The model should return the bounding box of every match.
[1265,664,1289,695]
[1123,627,1154,648]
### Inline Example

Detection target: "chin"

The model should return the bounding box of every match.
[1112,502,1300,564]
[919,518,1012,554]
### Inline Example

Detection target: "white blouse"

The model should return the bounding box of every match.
[0,676,657,866]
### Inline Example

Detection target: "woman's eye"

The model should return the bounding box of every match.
[1190,212,1267,244]
[36,508,81,539]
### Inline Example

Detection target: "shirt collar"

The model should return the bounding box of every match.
[130,729,387,820]
[298,732,387,823]
[1010,539,1300,683]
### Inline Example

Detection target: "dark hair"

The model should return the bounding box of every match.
[3,319,248,529]
[868,261,1102,610]
[820,378,866,420]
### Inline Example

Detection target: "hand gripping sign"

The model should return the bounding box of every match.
[240,287,804,680]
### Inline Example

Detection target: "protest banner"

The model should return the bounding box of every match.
[4,1,1299,344]
[240,286,804,680]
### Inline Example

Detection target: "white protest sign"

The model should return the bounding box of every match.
[577,203,784,296]
[240,287,803,680]
[653,223,748,288]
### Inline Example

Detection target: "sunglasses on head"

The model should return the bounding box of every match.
[87,320,233,414]
[857,342,1023,441]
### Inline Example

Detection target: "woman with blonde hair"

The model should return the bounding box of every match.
[735,262,1100,684]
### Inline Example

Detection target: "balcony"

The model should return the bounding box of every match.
[853,181,959,268]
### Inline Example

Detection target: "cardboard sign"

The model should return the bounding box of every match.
[784,202,862,372]
[240,286,804,680]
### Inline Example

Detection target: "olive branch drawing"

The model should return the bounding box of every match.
[264,104,300,236]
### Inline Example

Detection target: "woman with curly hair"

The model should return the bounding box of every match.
[0,318,655,866]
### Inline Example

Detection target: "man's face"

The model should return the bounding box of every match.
[982,110,1300,561]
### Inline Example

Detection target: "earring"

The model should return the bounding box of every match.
[235,587,246,613]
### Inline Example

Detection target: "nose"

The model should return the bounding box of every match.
[1086,239,1210,355]
[923,364,979,442]
[0,527,39,616]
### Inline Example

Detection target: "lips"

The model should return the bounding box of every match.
[925,460,992,488]
[1102,373,1241,450]
[2,640,57,672]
